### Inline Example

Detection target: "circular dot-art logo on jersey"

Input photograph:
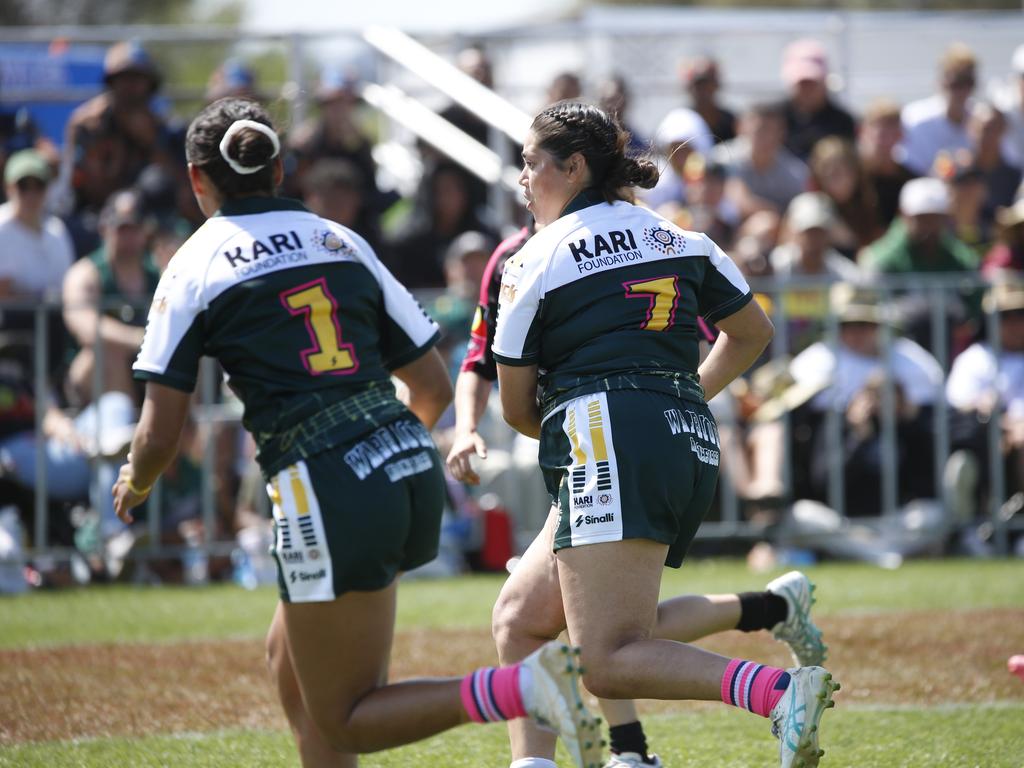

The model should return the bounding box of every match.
[313,229,353,256]
[643,225,686,255]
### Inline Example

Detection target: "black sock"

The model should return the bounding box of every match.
[609,720,650,761]
[736,591,788,632]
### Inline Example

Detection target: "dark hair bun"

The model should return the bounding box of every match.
[225,126,277,171]
[613,155,659,190]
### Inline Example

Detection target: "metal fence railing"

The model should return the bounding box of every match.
[1,273,1021,578]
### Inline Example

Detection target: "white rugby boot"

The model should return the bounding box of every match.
[766,571,828,667]
[604,752,663,767]
[769,666,839,768]
[520,641,604,768]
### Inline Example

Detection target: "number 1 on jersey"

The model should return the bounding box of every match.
[280,278,359,375]
[623,275,680,331]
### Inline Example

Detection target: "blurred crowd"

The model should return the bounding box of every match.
[2,35,1024,589]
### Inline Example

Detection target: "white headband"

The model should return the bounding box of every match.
[218,119,280,175]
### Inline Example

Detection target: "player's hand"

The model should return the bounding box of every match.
[112,462,151,524]
[446,430,488,485]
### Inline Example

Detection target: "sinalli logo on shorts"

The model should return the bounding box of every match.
[643,225,686,255]
[576,512,616,527]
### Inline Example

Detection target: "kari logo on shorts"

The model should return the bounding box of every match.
[643,225,686,255]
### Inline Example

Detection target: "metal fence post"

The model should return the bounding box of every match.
[32,302,49,550]
[984,301,1009,555]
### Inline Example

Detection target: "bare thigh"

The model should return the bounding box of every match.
[492,504,567,660]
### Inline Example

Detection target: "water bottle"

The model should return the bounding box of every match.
[182,533,209,586]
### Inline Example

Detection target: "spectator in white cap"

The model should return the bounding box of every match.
[640,106,712,210]
[772,193,862,281]
[712,100,809,219]
[995,43,1024,170]
[779,39,856,161]
[861,176,978,274]
[899,43,978,176]
[862,177,981,355]
[771,192,862,354]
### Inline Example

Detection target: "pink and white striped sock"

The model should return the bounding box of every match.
[720,659,791,718]
[460,664,528,723]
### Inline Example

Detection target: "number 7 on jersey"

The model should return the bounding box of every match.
[280,277,359,375]
[623,275,680,331]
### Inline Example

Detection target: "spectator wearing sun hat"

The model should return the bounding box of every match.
[779,39,856,161]
[0,149,73,302]
[61,41,171,222]
[946,275,1024,511]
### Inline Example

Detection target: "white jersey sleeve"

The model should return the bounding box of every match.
[133,250,206,392]
[492,241,546,366]
[346,228,440,369]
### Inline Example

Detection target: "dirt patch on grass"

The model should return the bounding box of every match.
[2,609,1022,745]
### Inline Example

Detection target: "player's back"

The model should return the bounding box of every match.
[135,199,438,473]
[493,199,750,413]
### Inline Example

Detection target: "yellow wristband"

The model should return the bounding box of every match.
[125,476,152,496]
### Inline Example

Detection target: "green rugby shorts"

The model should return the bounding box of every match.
[267,417,445,602]
[540,389,720,568]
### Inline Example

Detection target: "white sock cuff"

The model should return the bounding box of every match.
[510,760,559,768]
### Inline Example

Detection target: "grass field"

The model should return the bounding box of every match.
[2,558,1023,767]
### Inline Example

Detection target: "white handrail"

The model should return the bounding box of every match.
[361,82,520,191]
[363,25,531,146]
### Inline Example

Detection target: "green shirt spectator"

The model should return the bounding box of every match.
[861,177,979,273]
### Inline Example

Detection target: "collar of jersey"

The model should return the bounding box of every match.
[214,196,310,217]
[560,187,607,217]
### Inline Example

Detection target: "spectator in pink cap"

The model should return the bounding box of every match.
[780,39,856,161]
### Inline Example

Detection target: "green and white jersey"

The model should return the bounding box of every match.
[492,195,751,415]
[133,197,440,475]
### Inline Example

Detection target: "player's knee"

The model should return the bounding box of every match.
[578,663,628,700]
[306,710,363,752]
[492,593,562,660]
